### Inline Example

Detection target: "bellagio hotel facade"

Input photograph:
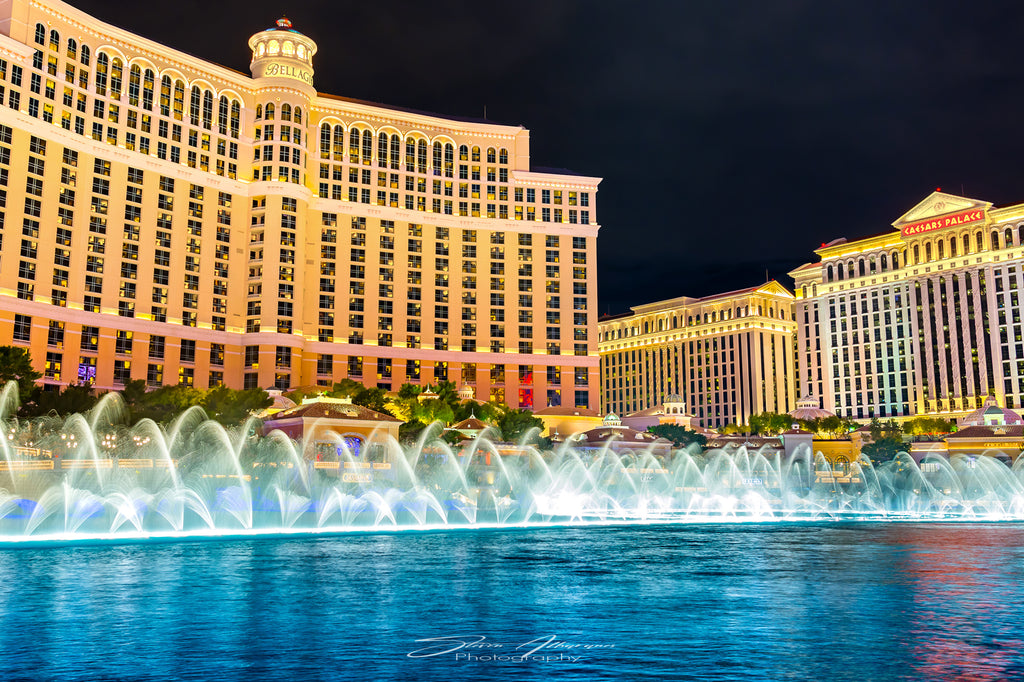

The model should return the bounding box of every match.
[0,0,601,411]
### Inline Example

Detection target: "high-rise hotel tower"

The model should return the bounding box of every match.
[0,1,601,410]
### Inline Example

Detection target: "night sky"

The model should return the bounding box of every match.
[69,0,1024,314]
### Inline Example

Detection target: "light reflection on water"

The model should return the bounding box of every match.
[1,523,1023,681]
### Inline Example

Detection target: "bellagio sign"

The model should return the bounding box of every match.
[901,209,986,237]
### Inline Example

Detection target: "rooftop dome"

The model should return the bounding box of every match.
[961,396,1023,427]
[789,394,835,420]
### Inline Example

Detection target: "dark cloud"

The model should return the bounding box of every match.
[70,0,1024,313]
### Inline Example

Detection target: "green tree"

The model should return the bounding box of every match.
[352,386,389,414]
[0,346,41,409]
[128,384,204,424]
[328,378,365,398]
[202,386,273,426]
[497,408,545,443]
[29,383,98,417]
[748,412,795,436]
[647,424,708,448]
[903,417,956,437]
[861,437,904,466]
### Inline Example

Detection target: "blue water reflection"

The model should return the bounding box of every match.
[1,523,1023,681]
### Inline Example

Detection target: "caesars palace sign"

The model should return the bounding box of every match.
[262,62,313,85]
[901,208,986,237]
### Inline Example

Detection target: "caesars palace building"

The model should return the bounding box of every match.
[0,0,601,410]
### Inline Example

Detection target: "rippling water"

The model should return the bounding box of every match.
[1,523,1023,681]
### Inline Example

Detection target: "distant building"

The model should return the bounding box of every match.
[598,281,797,429]
[568,414,671,457]
[261,395,400,460]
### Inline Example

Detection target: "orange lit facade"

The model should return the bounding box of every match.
[598,282,797,429]
[0,1,601,410]
[791,191,1024,421]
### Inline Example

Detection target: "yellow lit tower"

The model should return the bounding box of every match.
[245,18,317,388]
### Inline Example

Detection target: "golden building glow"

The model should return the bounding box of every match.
[0,2,601,411]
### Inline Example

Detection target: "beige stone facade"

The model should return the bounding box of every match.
[0,1,601,411]
[598,281,797,429]
[791,191,1024,421]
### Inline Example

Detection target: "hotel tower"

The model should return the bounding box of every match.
[0,1,601,410]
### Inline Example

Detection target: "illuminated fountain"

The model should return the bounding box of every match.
[2,381,1024,543]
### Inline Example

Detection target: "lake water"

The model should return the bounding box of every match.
[1,523,1023,681]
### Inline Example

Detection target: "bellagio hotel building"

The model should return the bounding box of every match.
[0,0,601,411]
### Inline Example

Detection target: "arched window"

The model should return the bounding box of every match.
[282,41,295,57]
[80,45,90,66]
[173,80,185,120]
[924,243,932,261]
[202,90,214,129]
[487,147,496,163]
[332,125,344,161]
[142,69,154,111]
[826,264,834,281]
[293,107,301,124]
[128,64,141,106]
[280,103,291,121]
[49,29,59,51]
[66,38,77,60]
[257,42,266,57]
[858,259,866,276]
[949,237,957,258]
[1005,227,1014,247]
[268,39,280,55]
[444,144,454,177]
[848,262,855,278]
[869,257,876,273]
[499,148,508,164]
[189,86,201,125]
[349,128,360,163]
[1019,225,1024,246]
[377,132,388,166]
[264,102,275,120]
[977,231,984,251]
[459,145,469,161]
[937,240,944,259]
[433,142,442,174]
[880,254,887,271]
[417,139,427,174]
[230,101,241,138]
[319,123,331,159]
[218,95,229,135]
[893,251,899,268]
[96,53,109,95]
[361,129,372,165]
[991,230,1000,250]
[837,265,844,280]
[471,146,480,162]
[256,104,263,120]
[390,134,401,169]
[913,244,920,264]
[34,23,45,45]
[963,233,971,254]
[110,57,123,100]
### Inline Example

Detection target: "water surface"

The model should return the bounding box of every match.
[1,523,1022,681]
